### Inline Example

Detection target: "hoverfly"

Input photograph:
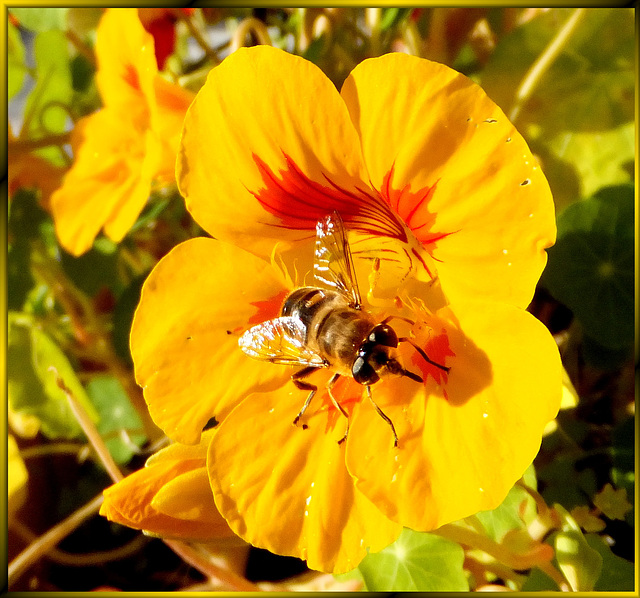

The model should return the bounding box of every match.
[239,211,449,447]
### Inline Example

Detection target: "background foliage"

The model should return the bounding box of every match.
[6,7,635,592]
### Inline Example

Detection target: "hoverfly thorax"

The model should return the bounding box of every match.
[238,211,449,447]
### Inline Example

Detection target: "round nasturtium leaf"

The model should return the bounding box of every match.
[357,528,468,591]
[541,184,634,350]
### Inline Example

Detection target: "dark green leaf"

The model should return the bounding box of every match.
[542,185,634,349]
[10,7,69,31]
[585,533,634,591]
[8,21,27,100]
[358,528,468,591]
[112,275,147,366]
[70,53,96,93]
[521,566,559,591]
[8,314,98,439]
[60,238,122,297]
[86,375,146,465]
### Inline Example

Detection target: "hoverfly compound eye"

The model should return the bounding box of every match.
[352,356,380,385]
[369,324,398,348]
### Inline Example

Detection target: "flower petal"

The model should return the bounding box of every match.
[341,53,556,308]
[208,384,402,573]
[50,110,153,255]
[131,238,292,444]
[101,457,232,541]
[177,45,390,256]
[152,467,233,534]
[345,300,562,530]
[95,8,157,121]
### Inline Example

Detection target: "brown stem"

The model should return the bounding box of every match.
[52,367,124,483]
[163,540,260,592]
[171,8,219,63]
[9,132,72,154]
[8,493,104,585]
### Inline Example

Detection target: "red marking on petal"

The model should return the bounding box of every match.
[317,377,362,434]
[380,166,455,251]
[123,63,141,92]
[411,328,456,387]
[251,152,407,241]
[248,288,289,325]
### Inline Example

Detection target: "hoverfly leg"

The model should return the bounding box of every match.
[325,373,349,445]
[366,385,399,448]
[292,366,321,429]
[399,337,450,373]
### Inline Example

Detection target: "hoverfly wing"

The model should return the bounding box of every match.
[314,211,362,309]
[238,316,327,367]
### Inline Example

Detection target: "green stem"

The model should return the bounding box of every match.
[509,8,587,124]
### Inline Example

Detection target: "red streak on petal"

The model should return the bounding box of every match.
[380,165,456,252]
[317,377,362,433]
[123,63,141,93]
[411,328,456,388]
[248,288,289,325]
[250,152,407,241]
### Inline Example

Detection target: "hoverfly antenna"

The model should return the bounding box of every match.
[399,337,450,373]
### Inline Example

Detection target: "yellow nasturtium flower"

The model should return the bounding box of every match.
[102,47,562,573]
[50,8,193,256]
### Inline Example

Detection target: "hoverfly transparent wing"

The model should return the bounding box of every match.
[314,211,362,309]
[238,316,327,367]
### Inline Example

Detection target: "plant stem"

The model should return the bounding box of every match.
[163,540,261,592]
[8,493,104,585]
[172,8,219,63]
[509,8,586,124]
[11,519,148,566]
[52,367,124,483]
[434,523,554,570]
[9,132,72,154]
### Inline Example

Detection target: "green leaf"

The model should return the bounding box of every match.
[521,566,559,591]
[553,505,603,591]
[8,314,98,439]
[10,7,69,31]
[542,185,634,349]
[23,29,74,165]
[585,534,634,591]
[379,8,411,31]
[476,464,537,541]
[480,8,634,209]
[86,375,146,465]
[547,122,634,200]
[358,528,468,591]
[8,21,27,101]
[482,8,634,132]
